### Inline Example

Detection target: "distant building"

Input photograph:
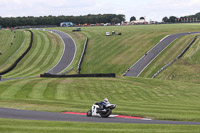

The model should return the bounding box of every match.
[131,19,148,24]
[60,22,73,27]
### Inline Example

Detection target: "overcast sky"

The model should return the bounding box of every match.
[0,0,200,21]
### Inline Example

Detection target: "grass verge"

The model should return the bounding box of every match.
[1,118,200,133]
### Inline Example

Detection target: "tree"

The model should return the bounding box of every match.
[130,16,136,21]
[162,17,169,22]
[169,16,177,23]
[111,18,121,25]
[0,14,126,27]
[140,17,145,20]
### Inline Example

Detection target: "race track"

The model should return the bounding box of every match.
[45,29,76,74]
[0,108,200,125]
[125,32,200,77]
[1,31,200,125]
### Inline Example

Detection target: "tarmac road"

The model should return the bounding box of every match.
[0,108,200,125]
[45,29,76,74]
[125,32,200,77]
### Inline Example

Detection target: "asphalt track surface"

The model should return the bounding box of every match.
[1,108,200,125]
[125,32,200,77]
[45,29,76,74]
[0,76,37,82]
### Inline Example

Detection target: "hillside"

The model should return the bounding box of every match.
[55,24,200,77]
[140,34,200,78]
[156,35,200,83]
[2,30,64,78]
[0,30,26,73]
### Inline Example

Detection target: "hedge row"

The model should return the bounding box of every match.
[0,30,33,75]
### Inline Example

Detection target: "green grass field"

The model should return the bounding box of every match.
[0,30,26,73]
[0,77,200,122]
[2,30,64,78]
[1,24,200,132]
[140,34,200,78]
[155,35,200,83]
[1,118,200,133]
[55,24,200,76]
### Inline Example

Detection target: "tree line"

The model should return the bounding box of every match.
[162,12,200,23]
[0,14,125,27]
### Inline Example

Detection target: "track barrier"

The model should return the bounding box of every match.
[40,73,116,78]
[77,37,88,74]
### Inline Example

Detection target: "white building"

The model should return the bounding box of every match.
[131,19,148,24]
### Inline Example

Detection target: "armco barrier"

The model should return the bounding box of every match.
[0,30,33,75]
[152,35,199,78]
[77,37,88,74]
[40,73,116,78]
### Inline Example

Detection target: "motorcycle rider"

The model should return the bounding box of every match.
[95,98,110,111]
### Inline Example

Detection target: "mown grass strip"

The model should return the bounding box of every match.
[1,118,200,133]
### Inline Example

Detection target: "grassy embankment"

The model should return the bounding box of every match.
[154,35,200,83]
[140,34,200,79]
[51,24,200,77]
[68,23,200,76]
[2,30,64,78]
[0,30,26,73]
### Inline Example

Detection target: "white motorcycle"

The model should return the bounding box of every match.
[87,103,116,118]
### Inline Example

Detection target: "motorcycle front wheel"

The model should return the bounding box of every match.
[100,109,112,118]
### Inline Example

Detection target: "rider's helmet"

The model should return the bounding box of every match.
[104,98,109,103]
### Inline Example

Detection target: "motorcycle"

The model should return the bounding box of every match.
[87,102,116,118]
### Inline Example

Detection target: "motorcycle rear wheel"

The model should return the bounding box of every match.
[87,109,92,117]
